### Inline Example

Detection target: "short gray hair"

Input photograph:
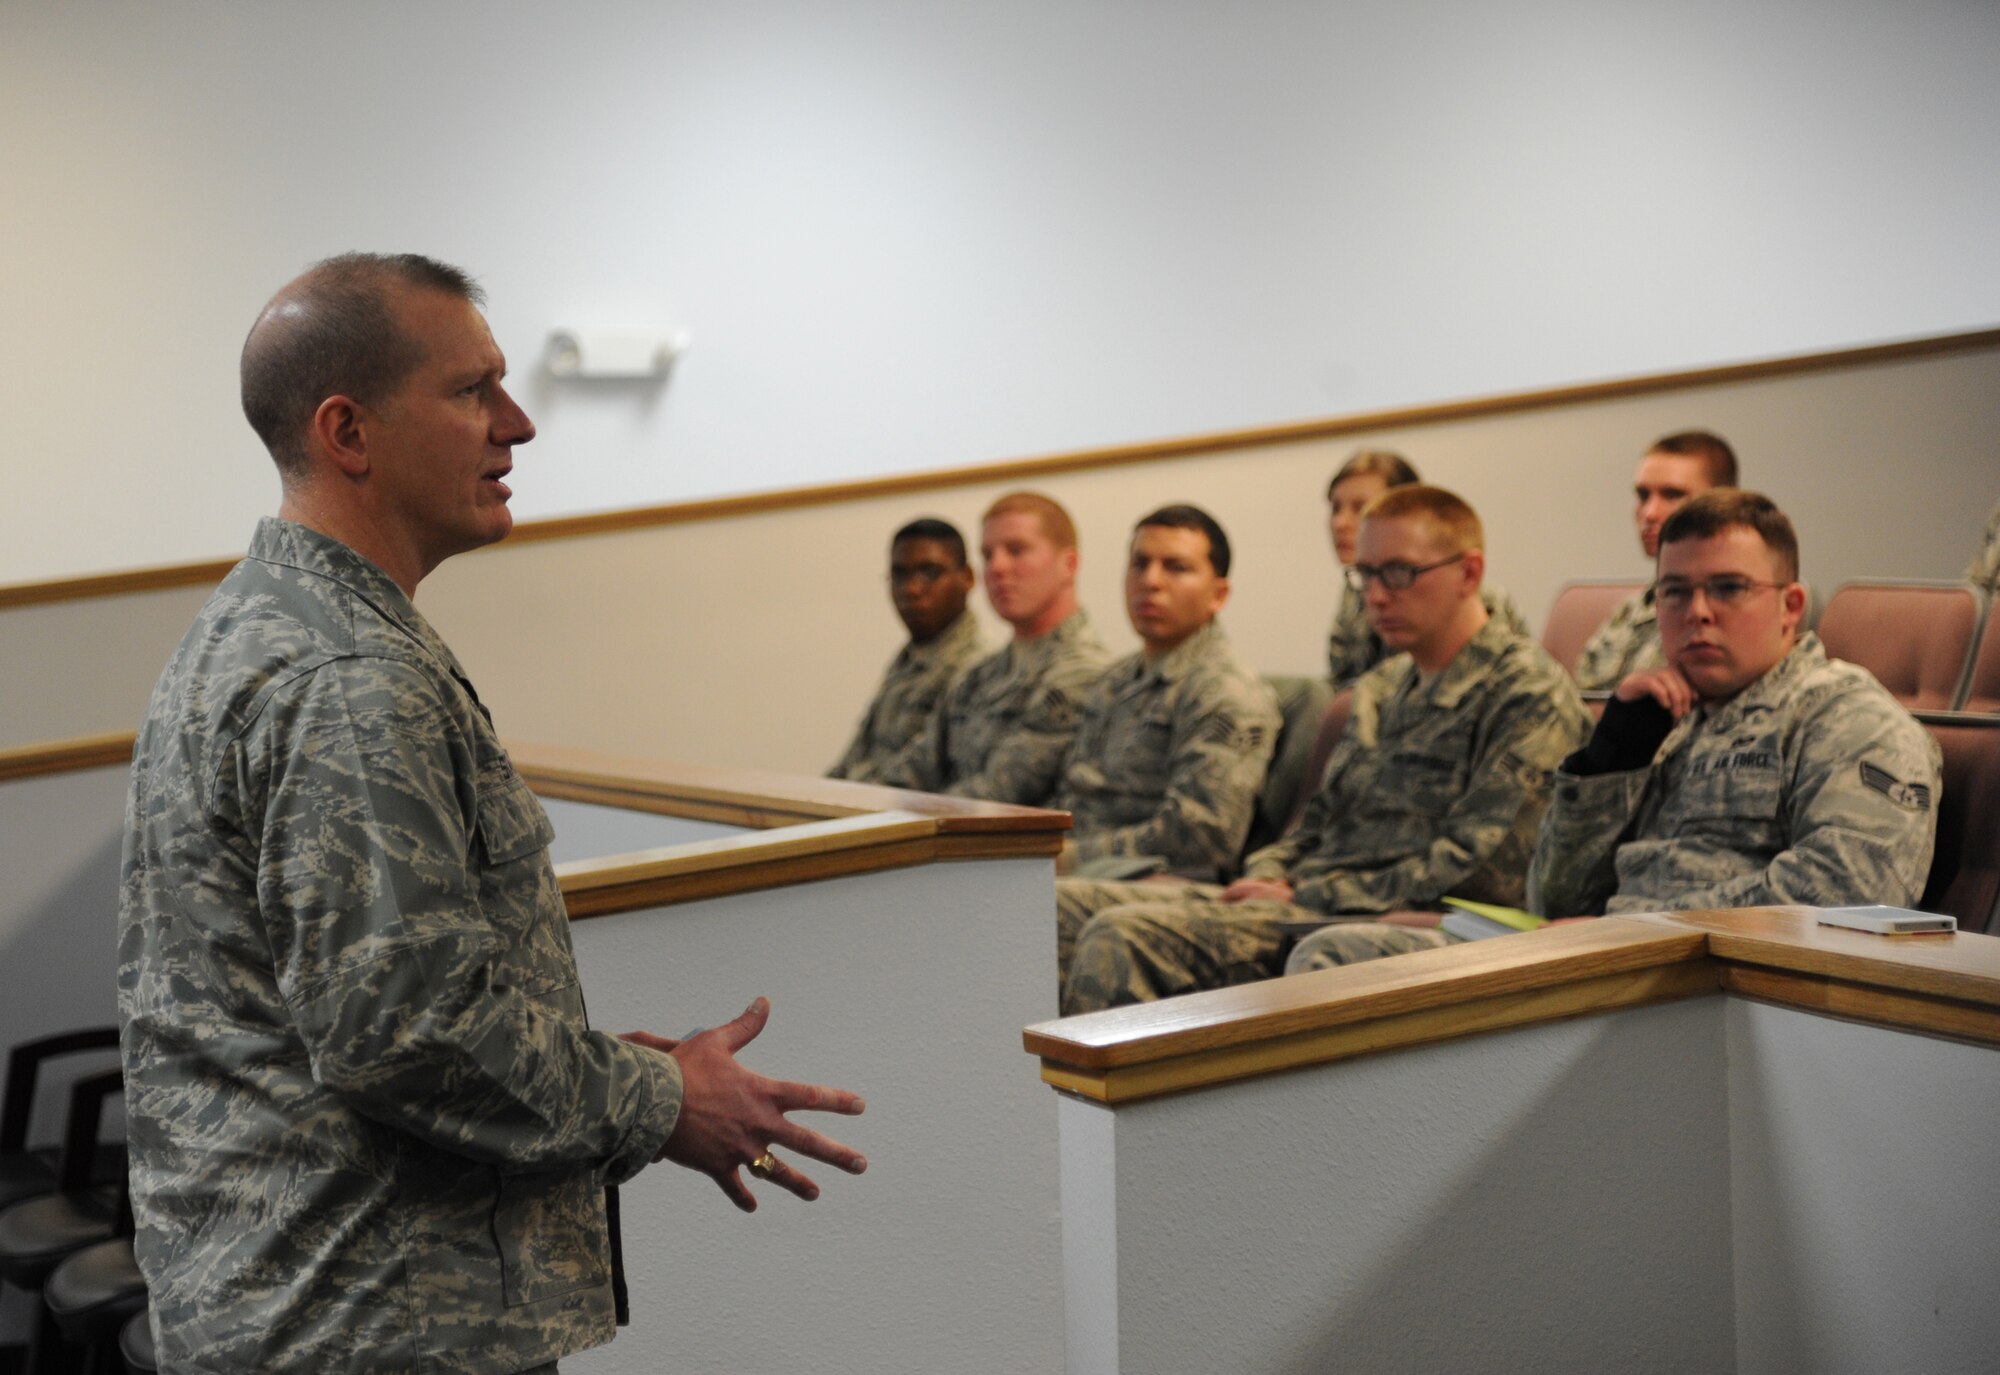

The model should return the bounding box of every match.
[240,252,483,478]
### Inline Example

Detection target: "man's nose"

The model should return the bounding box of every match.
[493,385,536,445]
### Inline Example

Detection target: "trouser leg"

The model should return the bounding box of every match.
[1283,922,1451,975]
[1062,896,1297,1015]
[1054,879,1224,987]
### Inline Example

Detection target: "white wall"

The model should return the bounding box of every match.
[566,855,1064,1375]
[1059,996,1737,1374]
[4,0,1998,583]
[1054,990,2000,1374]
[1728,999,2000,1375]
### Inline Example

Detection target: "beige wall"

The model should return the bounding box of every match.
[5,341,1997,768]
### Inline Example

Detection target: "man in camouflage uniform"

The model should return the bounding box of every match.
[1062,486,1588,1013]
[828,517,986,782]
[1321,451,1533,684]
[1572,431,1736,689]
[1051,506,1278,908]
[1530,490,1939,917]
[1968,497,2000,594]
[119,254,866,1375]
[881,491,1111,804]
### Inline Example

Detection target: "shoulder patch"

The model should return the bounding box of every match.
[1859,760,1932,811]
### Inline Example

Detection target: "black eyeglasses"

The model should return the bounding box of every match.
[1654,576,1788,612]
[1344,552,1465,593]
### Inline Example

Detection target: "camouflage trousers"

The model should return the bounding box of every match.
[1058,878,1453,1015]
[1283,922,1451,974]
[1057,878,1297,1015]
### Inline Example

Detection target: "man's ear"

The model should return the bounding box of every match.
[1780,580,1807,634]
[1060,545,1080,578]
[310,395,371,478]
[1459,548,1486,594]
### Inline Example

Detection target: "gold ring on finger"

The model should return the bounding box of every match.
[749,1151,778,1179]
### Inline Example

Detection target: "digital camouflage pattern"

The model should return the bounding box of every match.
[1327,583,1531,685]
[1969,498,2000,593]
[119,519,682,1375]
[1054,622,1279,880]
[1528,633,1941,917]
[1572,586,1666,690]
[1062,617,1588,1012]
[1284,921,1450,972]
[884,608,1112,804]
[827,610,986,783]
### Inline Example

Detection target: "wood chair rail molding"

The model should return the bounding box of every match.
[0,731,137,784]
[6,325,1996,611]
[1024,907,2000,1105]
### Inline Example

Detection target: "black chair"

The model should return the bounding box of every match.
[45,1232,146,1375]
[0,1067,125,1375]
[116,1309,155,1375]
[1,1030,122,1213]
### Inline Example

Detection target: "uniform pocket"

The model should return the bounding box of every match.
[494,1168,609,1306]
[474,759,556,865]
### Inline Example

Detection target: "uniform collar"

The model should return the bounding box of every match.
[1685,632,1825,733]
[902,608,981,664]
[1134,619,1225,686]
[247,516,476,693]
[1010,607,1095,667]
[1402,612,1518,710]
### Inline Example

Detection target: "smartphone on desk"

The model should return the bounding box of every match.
[1815,905,1956,936]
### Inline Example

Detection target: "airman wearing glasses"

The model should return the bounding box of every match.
[1062,486,1588,1013]
[1529,490,1940,918]
[829,517,987,783]
[1322,448,1532,685]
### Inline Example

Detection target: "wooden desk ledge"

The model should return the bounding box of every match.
[1026,910,2000,1105]
[504,741,1069,918]
[508,739,1069,834]
[1635,906,2000,1048]
[1024,920,1712,1104]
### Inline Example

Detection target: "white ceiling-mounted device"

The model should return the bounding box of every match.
[543,328,690,380]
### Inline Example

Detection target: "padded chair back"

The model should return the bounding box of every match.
[1816,581,1983,711]
[1541,580,1649,678]
[1282,689,1354,835]
[1962,596,2000,713]
[1917,713,2000,934]
[1243,675,1337,860]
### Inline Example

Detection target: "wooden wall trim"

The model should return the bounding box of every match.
[0,731,135,784]
[7,325,1996,611]
[1025,907,2000,1103]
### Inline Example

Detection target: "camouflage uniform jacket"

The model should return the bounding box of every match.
[1573,586,1665,690]
[1251,615,1589,914]
[1527,633,1941,917]
[886,608,1112,804]
[1327,583,1532,685]
[1054,621,1280,878]
[1969,498,2000,593]
[827,610,986,782]
[118,519,682,1375]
